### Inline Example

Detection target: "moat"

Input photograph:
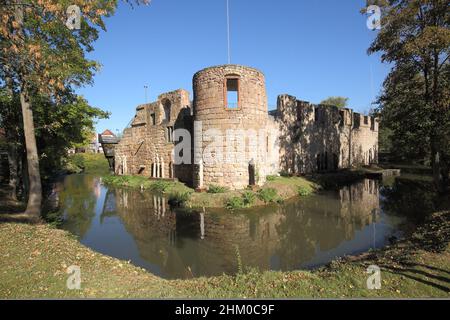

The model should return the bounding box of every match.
[53,174,423,280]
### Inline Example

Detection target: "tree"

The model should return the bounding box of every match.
[0,0,147,220]
[0,88,22,201]
[367,0,450,193]
[0,87,109,200]
[320,96,349,108]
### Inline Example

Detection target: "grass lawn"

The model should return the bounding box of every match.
[0,211,448,298]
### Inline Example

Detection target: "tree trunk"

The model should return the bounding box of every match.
[7,143,19,201]
[20,90,42,220]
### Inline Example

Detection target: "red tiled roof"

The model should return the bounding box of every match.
[101,129,115,136]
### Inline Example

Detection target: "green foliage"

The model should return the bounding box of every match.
[279,171,292,177]
[241,191,256,207]
[378,127,394,153]
[65,153,109,175]
[149,180,171,193]
[67,154,86,172]
[226,191,257,210]
[298,186,312,197]
[367,0,450,190]
[168,191,192,208]
[0,88,109,181]
[266,175,277,181]
[320,96,349,108]
[257,188,280,204]
[102,175,149,189]
[208,185,228,194]
[225,197,245,210]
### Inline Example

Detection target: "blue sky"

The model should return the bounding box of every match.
[77,0,390,134]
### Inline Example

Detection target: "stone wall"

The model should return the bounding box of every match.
[192,65,279,190]
[114,89,193,185]
[275,94,378,174]
[112,65,378,189]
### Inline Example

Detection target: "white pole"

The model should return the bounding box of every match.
[144,85,149,103]
[227,0,231,64]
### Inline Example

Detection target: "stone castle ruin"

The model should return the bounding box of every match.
[112,64,378,190]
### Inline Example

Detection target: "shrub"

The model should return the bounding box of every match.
[266,175,277,181]
[168,191,192,208]
[69,154,85,170]
[298,186,312,197]
[279,171,291,177]
[226,197,245,210]
[149,180,171,193]
[102,175,126,185]
[257,188,280,204]
[242,191,256,207]
[208,184,228,194]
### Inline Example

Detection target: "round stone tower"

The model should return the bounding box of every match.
[192,65,278,190]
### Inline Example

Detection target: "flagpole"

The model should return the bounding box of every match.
[227,0,231,64]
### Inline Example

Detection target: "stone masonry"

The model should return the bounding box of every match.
[273,94,378,175]
[113,64,378,190]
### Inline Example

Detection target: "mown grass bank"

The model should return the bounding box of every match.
[101,174,317,210]
[0,211,448,298]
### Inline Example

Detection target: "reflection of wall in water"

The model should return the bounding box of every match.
[113,188,283,278]
[110,181,380,278]
[337,179,380,239]
[192,211,284,276]
[274,180,380,269]
[113,189,178,271]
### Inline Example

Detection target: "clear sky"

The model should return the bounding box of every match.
[77,0,390,134]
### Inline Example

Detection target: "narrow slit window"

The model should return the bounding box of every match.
[339,110,345,127]
[314,107,319,122]
[226,78,239,109]
[150,113,156,125]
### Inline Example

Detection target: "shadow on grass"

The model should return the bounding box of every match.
[0,184,37,224]
[381,265,450,293]
[355,211,450,294]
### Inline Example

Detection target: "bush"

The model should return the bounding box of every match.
[168,191,192,208]
[102,175,127,185]
[69,154,86,170]
[208,184,229,194]
[298,186,312,197]
[226,197,245,210]
[257,188,280,204]
[266,175,277,181]
[242,191,256,207]
[279,171,291,177]
[149,180,171,193]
